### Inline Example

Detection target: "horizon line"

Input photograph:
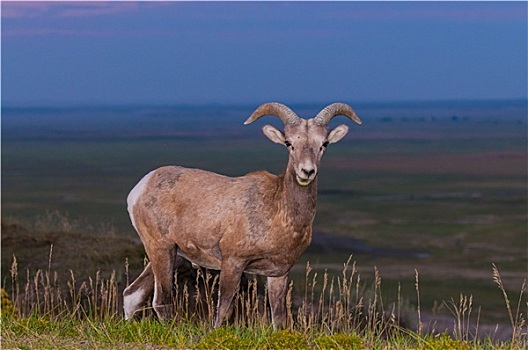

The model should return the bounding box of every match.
[2,97,527,110]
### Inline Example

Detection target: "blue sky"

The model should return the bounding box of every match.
[2,1,527,106]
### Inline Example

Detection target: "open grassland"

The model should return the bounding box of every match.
[2,102,527,347]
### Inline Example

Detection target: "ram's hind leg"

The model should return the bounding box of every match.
[123,263,154,320]
[150,245,178,320]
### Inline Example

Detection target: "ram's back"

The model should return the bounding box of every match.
[127,166,280,269]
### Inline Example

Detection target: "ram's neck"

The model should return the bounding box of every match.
[277,163,318,231]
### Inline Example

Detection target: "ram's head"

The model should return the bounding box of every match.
[245,102,362,186]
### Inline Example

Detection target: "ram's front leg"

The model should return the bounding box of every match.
[214,258,245,328]
[267,274,289,329]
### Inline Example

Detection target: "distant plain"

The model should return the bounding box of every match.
[2,100,526,326]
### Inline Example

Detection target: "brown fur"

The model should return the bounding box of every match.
[123,103,360,328]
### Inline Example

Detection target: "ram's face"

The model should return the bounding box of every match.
[263,119,349,187]
[283,120,327,186]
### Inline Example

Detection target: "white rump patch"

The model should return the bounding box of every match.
[127,170,156,231]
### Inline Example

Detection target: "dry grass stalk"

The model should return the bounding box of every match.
[16,252,528,346]
[492,263,527,346]
[7,250,403,335]
[444,293,477,342]
[415,269,423,335]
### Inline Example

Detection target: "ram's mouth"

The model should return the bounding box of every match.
[296,175,313,187]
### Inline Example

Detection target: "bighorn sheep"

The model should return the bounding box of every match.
[123,102,362,328]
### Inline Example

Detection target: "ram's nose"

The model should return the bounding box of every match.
[301,168,316,178]
[295,166,317,186]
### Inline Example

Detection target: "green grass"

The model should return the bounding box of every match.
[2,315,502,349]
[0,315,374,349]
[1,315,518,349]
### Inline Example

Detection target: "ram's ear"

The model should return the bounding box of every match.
[262,125,286,145]
[327,124,349,144]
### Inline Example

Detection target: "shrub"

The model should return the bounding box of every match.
[420,334,472,350]
[314,333,364,349]
[197,327,257,349]
[1,288,16,317]
[267,330,310,350]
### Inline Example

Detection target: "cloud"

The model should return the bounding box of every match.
[1,1,175,39]
[2,27,111,38]
[1,2,50,18]
[55,2,139,18]
[284,2,527,23]
[2,1,524,41]
[3,1,524,22]
[1,1,143,19]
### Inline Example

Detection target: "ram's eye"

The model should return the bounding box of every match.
[285,141,294,150]
[320,141,329,151]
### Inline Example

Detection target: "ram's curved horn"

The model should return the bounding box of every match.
[314,103,362,126]
[244,102,301,126]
